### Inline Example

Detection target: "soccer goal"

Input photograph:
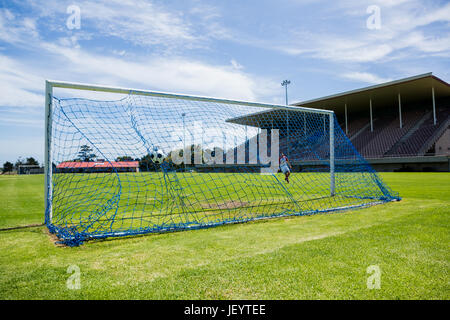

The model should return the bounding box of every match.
[44,80,400,246]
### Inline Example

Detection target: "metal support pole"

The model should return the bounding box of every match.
[303,113,306,136]
[44,80,53,224]
[285,85,288,106]
[369,98,373,132]
[398,93,402,129]
[281,80,290,106]
[286,110,290,159]
[245,124,248,164]
[432,87,436,125]
[329,113,335,196]
[344,103,348,135]
[201,121,204,151]
[182,113,186,170]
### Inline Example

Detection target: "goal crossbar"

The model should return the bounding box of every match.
[46,80,335,115]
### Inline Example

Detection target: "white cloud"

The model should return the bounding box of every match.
[0,116,43,127]
[230,59,243,70]
[314,40,393,63]
[0,8,40,45]
[20,0,229,51]
[0,55,44,107]
[77,0,195,46]
[188,3,231,41]
[112,50,126,56]
[0,39,278,108]
[1,0,447,108]
[41,43,277,102]
[409,34,450,53]
[274,0,450,63]
[0,0,277,107]
[385,2,450,32]
[342,72,392,84]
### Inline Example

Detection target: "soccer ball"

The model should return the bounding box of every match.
[150,148,166,164]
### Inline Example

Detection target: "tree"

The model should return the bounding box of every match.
[14,157,24,171]
[2,161,13,174]
[77,145,96,162]
[116,156,134,162]
[138,154,153,172]
[25,157,39,166]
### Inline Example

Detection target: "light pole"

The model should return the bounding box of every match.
[182,112,186,170]
[281,80,291,159]
[281,80,291,106]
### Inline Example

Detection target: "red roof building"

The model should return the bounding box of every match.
[56,161,139,172]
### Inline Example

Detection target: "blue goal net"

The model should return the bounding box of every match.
[45,86,400,246]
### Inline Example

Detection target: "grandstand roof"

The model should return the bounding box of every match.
[226,109,296,129]
[56,161,138,169]
[226,73,449,127]
[292,72,450,114]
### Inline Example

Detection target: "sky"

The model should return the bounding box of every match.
[0,0,449,165]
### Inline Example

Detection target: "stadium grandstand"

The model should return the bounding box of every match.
[223,73,449,172]
[292,73,450,172]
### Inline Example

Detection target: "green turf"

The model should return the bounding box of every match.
[50,170,391,238]
[0,172,448,299]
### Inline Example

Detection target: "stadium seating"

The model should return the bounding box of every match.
[357,110,425,158]
[347,117,370,138]
[240,102,449,162]
[387,106,450,157]
[342,103,449,158]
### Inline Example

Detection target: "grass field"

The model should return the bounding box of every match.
[0,172,448,299]
[48,170,394,243]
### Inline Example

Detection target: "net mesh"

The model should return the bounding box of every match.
[46,92,399,246]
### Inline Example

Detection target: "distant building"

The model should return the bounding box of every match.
[56,161,139,173]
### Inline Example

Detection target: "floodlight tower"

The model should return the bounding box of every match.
[182,112,186,170]
[281,79,291,159]
[281,80,291,105]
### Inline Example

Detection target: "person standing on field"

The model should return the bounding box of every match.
[279,153,292,183]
